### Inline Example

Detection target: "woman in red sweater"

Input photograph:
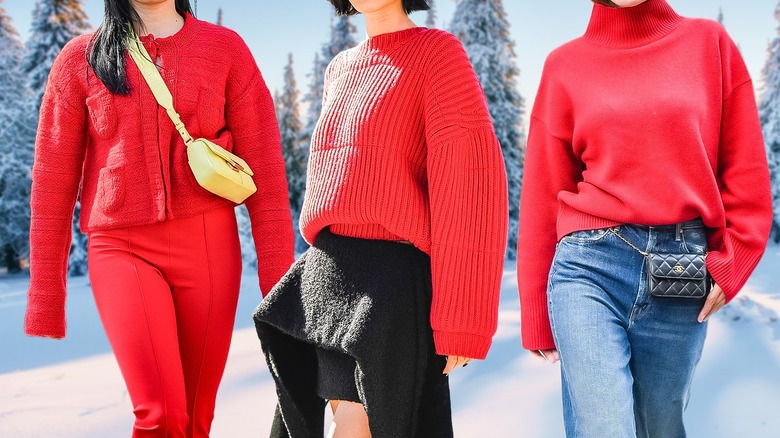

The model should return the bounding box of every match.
[24,0,294,436]
[253,0,508,436]
[518,0,772,436]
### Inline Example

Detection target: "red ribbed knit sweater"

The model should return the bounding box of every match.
[25,14,294,339]
[300,28,509,360]
[518,0,773,350]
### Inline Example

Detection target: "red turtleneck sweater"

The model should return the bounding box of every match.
[518,0,773,350]
[300,28,509,360]
[25,15,294,339]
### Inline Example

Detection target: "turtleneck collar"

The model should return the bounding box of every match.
[139,12,199,49]
[360,27,426,52]
[584,0,683,49]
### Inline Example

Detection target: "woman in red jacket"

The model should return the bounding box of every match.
[518,0,773,436]
[24,1,294,436]
[253,0,508,436]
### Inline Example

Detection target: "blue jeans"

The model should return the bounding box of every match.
[548,222,709,438]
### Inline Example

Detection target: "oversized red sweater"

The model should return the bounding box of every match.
[300,28,509,360]
[25,14,294,339]
[518,0,773,350]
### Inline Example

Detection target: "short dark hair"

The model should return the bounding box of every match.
[328,0,430,16]
[591,0,619,7]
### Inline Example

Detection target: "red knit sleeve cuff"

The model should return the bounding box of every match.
[520,293,556,351]
[24,293,66,339]
[706,245,764,303]
[433,331,492,360]
[258,251,295,297]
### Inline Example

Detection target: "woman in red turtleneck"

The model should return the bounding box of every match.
[518,0,772,436]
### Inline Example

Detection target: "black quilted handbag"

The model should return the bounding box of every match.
[611,228,711,299]
[646,253,710,298]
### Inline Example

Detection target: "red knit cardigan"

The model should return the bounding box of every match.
[25,14,294,339]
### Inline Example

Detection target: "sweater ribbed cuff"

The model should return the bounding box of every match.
[24,293,66,339]
[520,293,556,351]
[706,243,764,302]
[433,331,492,360]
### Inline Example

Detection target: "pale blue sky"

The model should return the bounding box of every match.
[4,0,778,118]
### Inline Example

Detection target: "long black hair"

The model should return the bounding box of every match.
[88,0,194,95]
[328,0,429,16]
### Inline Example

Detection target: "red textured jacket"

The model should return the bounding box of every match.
[25,14,294,339]
[518,0,773,350]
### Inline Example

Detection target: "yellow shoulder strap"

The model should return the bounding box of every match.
[126,32,193,144]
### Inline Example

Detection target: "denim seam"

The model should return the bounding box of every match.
[546,244,579,437]
[626,226,649,332]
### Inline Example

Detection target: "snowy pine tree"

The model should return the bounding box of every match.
[450,0,525,259]
[759,1,780,243]
[21,0,91,274]
[426,0,437,28]
[717,7,724,26]
[22,0,90,108]
[277,54,308,252]
[0,0,35,272]
[216,8,223,26]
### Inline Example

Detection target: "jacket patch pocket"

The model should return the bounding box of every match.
[96,165,125,213]
[86,90,117,139]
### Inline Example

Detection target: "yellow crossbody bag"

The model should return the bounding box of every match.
[127,34,257,204]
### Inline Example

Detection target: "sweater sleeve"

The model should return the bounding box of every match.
[516,56,582,350]
[424,32,508,360]
[516,116,580,350]
[24,41,88,339]
[225,35,294,296]
[706,80,772,300]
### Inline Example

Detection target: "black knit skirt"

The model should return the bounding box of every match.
[253,228,453,438]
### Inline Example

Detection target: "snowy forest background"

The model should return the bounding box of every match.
[1,1,780,437]
[0,0,779,275]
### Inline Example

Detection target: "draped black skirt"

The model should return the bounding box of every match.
[253,228,453,438]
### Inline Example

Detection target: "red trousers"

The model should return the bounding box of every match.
[88,207,242,438]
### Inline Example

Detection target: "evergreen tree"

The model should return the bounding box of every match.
[450,0,525,259]
[426,0,437,28]
[717,7,724,26]
[759,1,780,243]
[216,7,223,26]
[277,54,308,252]
[22,0,91,108]
[0,0,34,272]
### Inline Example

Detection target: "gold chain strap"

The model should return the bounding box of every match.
[609,227,650,257]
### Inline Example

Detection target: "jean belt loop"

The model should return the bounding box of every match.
[675,222,682,242]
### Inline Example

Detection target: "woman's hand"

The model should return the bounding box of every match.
[443,356,472,374]
[698,283,726,323]
[532,349,559,363]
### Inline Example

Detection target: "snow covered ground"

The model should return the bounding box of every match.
[1,245,778,437]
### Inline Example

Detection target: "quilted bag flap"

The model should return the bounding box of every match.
[648,253,706,280]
